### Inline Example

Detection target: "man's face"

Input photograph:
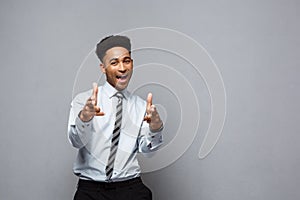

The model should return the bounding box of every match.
[101,47,133,91]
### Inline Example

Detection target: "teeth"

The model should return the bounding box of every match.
[117,75,127,79]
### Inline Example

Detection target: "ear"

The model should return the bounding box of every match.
[100,63,106,73]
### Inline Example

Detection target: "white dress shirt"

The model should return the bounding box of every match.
[68,82,163,182]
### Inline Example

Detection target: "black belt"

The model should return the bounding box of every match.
[78,177,142,189]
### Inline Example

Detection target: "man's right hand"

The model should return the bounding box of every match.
[79,82,105,122]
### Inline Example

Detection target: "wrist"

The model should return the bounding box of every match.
[79,111,93,122]
[150,122,164,133]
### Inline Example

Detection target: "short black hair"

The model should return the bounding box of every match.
[95,35,131,62]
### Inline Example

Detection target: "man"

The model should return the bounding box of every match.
[68,35,164,200]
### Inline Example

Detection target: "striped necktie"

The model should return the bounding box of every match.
[106,92,123,180]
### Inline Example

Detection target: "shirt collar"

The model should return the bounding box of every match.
[103,81,130,100]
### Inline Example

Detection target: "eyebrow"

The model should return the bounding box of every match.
[109,58,118,63]
[109,56,131,63]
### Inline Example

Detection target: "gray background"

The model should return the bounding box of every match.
[0,0,299,199]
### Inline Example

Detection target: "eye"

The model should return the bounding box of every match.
[110,61,118,66]
[123,59,132,64]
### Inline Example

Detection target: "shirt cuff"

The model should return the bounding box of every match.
[146,129,163,151]
[149,124,164,137]
[75,116,93,133]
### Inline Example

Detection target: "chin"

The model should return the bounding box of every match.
[115,84,128,91]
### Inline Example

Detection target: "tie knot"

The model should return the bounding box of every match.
[115,92,124,101]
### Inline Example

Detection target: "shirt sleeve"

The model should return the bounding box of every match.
[67,94,94,149]
[137,120,163,153]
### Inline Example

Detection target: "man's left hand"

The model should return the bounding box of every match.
[144,93,163,132]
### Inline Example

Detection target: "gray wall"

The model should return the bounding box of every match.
[1,0,299,199]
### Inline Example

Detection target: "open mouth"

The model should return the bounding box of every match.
[116,74,128,81]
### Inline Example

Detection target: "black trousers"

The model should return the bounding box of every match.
[73,177,152,200]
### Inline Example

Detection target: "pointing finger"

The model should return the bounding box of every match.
[146,93,152,109]
[92,82,98,106]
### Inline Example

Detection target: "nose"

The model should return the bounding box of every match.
[118,62,126,72]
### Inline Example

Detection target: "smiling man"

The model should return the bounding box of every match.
[67,35,164,200]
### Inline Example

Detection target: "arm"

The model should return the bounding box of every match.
[138,93,164,153]
[67,83,104,148]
